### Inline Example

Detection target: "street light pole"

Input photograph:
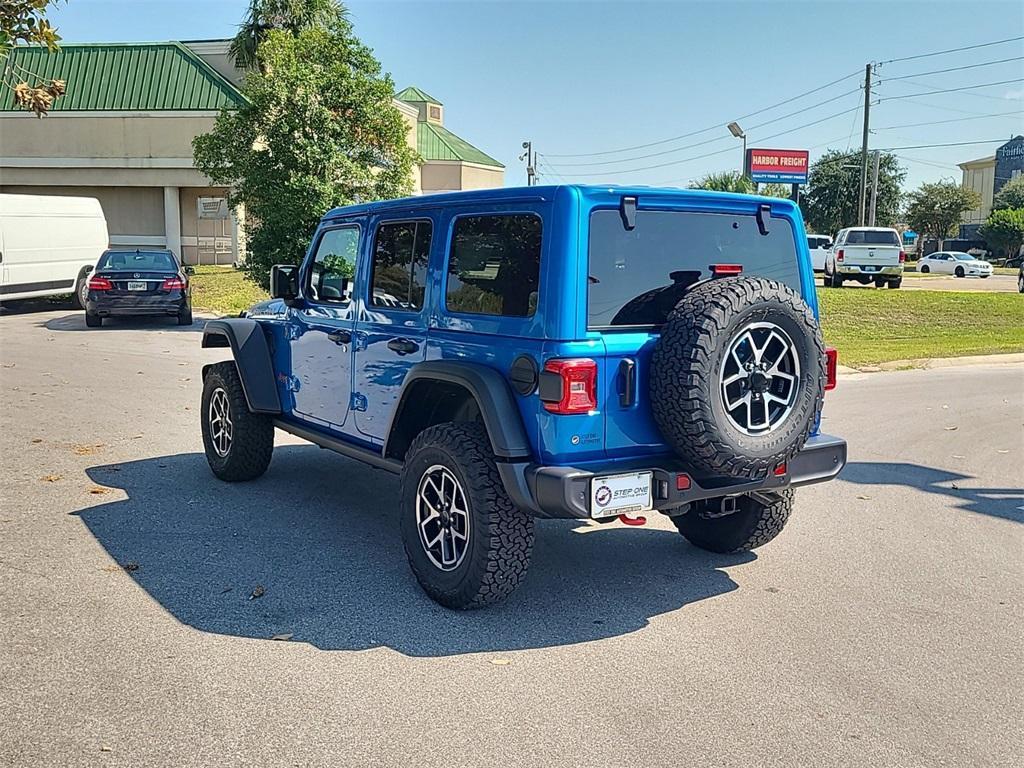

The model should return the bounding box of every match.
[519,141,535,186]
[727,122,747,179]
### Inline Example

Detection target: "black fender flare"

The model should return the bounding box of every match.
[385,360,531,460]
[201,318,281,414]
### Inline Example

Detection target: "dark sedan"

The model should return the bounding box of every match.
[85,250,193,327]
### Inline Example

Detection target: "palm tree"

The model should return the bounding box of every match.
[689,171,791,199]
[230,0,347,71]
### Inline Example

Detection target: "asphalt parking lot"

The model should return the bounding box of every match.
[830,273,1019,292]
[1,306,1022,767]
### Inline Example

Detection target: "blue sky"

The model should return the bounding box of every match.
[50,0,1024,189]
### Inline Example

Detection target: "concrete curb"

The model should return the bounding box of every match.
[838,352,1024,375]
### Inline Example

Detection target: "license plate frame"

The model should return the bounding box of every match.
[590,471,653,520]
[127,281,148,291]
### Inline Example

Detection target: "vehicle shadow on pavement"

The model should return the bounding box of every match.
[840,462,1023,523]
[79,446,753,656]
[42,314,207,333]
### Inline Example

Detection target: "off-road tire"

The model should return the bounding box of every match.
[400,423,534,610]
[650,276,825,480]
[673,490,794,553]
[85,312,102,328]
[919,264,930,273]
[888,278,901,289]
[201,361,274,482]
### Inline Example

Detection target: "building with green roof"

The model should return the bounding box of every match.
[1,41,503,264]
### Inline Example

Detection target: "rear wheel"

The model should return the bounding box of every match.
[829,269,843,288]
[873,277,886,288]
[400,422,534,609]
[85,312,102,328]
[673,490,794,553]
[178,306,193,326]
[888,278,901,289]
[201,362,274,481]
[919,264,930,273]
[72,270,90,310]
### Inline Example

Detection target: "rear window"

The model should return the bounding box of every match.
[845,230,900,246]
[588,209,800,328]
[445,214,542,317]
[98,251,177,271]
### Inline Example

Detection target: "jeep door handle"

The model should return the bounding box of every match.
[387,338,419,355]
[327,330,351,345]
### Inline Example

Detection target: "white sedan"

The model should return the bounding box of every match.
[917,251,993,278]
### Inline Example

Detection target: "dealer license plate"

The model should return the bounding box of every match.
[590,471,653,520]
[127,281,148,291]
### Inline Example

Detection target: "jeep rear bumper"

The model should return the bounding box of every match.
[497,433,847,520]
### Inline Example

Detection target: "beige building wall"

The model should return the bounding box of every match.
[960,158,996,225]
[420,161,505,194]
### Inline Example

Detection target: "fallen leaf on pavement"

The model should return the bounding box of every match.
[40,474,61,482]
[99,745,112,752]
[944,426,958,431]
[31,438,42,444]
[856,494,872,500]
[73,443,106,455]
[122,561,139,572]
[271,633,293,641]
[250,585,265,600]
[88,486,111,495]
[130,434,143,439]
[951,483,960,490]
[488,658,511,666]
[765,586,780,593]
[1,363,14,368]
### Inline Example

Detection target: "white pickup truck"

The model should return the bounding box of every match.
[823,227,905,289]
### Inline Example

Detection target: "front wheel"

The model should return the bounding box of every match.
[955,267,965,278]
[920,264,930,273]
[400,423,534,609]
[672,490,794,553]
[201,362,274,481]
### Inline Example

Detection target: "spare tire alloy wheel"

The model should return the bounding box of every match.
[720,322,800,436]
[416,465,470,571]
[650,276,825,480]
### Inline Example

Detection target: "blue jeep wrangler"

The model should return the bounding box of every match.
[200,185,846,609]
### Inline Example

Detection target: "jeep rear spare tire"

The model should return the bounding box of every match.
[650,276,825,480]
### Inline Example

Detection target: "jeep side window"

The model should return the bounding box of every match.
[445,213,542,317]
[308,226,359,303]
[370,220,432,311]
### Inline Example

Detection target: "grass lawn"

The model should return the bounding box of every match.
[817,288,1024,367]
[191,265,268,316]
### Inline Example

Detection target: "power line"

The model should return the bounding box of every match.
[878,35,1024,65]
[541,69,862,158]
[874,110,1024,130]
[891,96,1007,117]
[876,139,1009,150]
[880,78,1024,101]
[542,87,861,168]
[878,55,1024,82]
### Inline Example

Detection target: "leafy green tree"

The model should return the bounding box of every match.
[193,22,417,288]
[799,149,905,236]
[1,0,66,115]
[904,180,980,239]
[980,208,1024,262]
[229,0,346,71]
[992,175,1024,211]
[688,170,790,199]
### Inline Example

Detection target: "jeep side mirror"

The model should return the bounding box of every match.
[270,264,300,305]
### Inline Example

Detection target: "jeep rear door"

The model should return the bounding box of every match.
[586,205,804,459]
[352,215,432,442]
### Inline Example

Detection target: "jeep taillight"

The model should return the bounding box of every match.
[87,276,112,291]
[541,359,597,415]
[836,249,844,263]
[825,347,838,391]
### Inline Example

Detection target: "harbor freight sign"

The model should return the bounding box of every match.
[746,148,810,184]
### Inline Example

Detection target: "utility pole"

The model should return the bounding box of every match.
[868,150,881,226]
[858,62,872,225]
[520,141,536,186]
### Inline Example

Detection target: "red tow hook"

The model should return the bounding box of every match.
[618,513,647,526]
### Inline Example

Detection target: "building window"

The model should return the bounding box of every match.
[429,105,441,120]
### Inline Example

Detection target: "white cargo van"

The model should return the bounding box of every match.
[0,194,109,307]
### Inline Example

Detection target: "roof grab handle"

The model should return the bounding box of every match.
[620,196,637,231]
[756,203,771,236]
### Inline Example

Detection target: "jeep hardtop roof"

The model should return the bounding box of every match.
[322,184,801,221]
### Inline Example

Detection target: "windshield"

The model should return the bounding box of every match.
[845,230,900,246]
[588,209,800,328]
[98,251,178,272]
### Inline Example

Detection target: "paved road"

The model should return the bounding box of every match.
[1,307,1022,768]
[821,273,1019,293]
